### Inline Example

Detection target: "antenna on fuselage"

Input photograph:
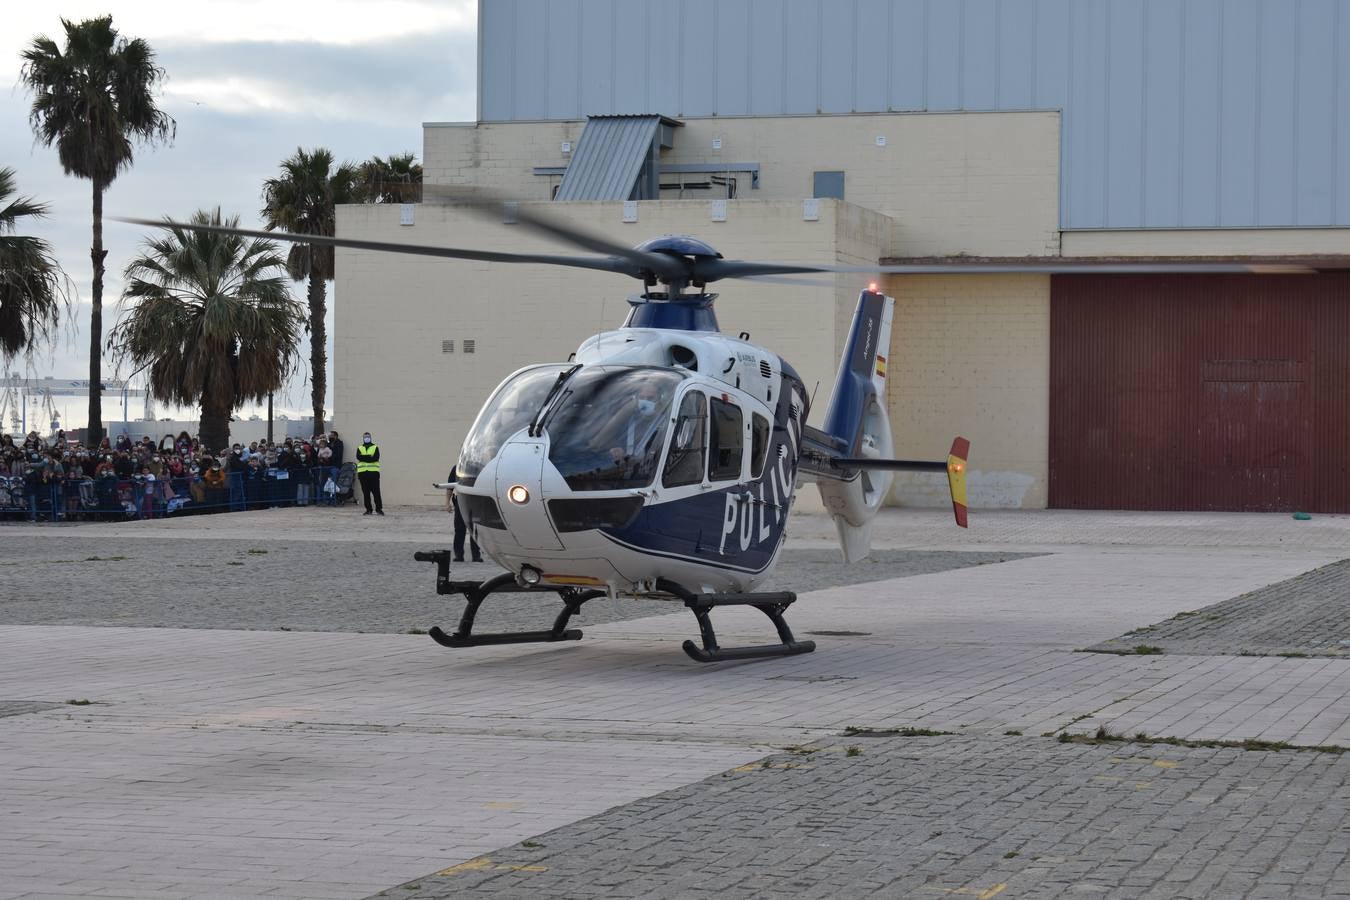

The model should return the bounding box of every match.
[595,294,607,356]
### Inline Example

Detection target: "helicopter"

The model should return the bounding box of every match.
[119,206,969,663]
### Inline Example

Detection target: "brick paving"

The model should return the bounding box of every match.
[370,733,1350,900]
[1087,559,1350,659]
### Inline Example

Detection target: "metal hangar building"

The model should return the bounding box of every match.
[335,0,1350,512]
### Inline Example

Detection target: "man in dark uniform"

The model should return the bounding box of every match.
[355,432,383,515]
[445,460,481,562]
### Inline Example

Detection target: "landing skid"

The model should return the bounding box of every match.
[655,579,816,663]
[412,551,816,663]
[413,551,603,648]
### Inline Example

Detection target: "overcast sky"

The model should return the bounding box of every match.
[2,0,478,429]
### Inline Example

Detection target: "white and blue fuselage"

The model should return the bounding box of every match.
[452,326,810,595]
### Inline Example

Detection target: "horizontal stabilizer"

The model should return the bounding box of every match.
[831,458,948,472]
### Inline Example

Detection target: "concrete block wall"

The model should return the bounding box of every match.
[424,110,1061,257]
[334,199,875,507]
[883,274,1050,510]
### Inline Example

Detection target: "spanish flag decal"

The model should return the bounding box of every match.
[875,354,887,378]
[947,436,970,528]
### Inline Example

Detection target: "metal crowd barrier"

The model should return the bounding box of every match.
[0,466,352,522]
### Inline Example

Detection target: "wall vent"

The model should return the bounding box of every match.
[441,340,455,353]
[462,339,476,354]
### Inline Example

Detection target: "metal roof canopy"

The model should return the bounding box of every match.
[555,115,681,202]
[874,255,1350,275]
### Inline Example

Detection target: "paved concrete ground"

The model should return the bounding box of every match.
[1,507,1348,899]
[0,534,1030,633]
[1088,558,1350,659]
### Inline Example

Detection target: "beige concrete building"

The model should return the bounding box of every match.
[335,110,1061,508]
[334,1,1350,514]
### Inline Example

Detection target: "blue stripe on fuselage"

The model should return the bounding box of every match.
[597,371,807,578]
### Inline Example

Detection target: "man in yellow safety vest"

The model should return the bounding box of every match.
[355,432,384,516]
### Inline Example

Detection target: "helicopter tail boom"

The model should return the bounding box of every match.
[804,290,970,560]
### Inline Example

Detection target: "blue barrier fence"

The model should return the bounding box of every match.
[0,467,353,522]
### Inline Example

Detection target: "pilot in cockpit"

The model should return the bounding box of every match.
[607,381,666,467]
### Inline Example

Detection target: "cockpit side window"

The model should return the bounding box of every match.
[708,397,744,482]
[662,391,707,488]
[458,365,568,483]
[750,413,770,479]
[546,366,684,491]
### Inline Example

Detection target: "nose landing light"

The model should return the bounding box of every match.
[508,484,530,504]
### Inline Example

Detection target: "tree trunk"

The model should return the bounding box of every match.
[308,268,326,435]
[198,378,231,453]
[87,180,106,447]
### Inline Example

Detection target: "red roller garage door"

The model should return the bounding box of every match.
[1049,274,1350,512]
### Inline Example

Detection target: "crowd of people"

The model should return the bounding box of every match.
[0,428,351,522]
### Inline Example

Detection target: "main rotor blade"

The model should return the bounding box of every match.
[114,216,643,278]
[694,259,839,281]
[793,261,1313,275]
[423,185,687,280]
[699,257,1316,281]
[741,273,837,287]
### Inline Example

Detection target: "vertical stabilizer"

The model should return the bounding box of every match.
[816,290,896,561]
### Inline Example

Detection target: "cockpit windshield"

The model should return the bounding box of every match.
[457,364,568,483]
[545,367,685,490]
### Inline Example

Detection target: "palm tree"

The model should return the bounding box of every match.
[261,147,361,435]
[21,15,174,446]
[358,152,423,203]
[0,168,67,360]
[109,209,304,452]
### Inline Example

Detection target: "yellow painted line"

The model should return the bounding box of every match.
[437,857,494,876]
[1109,756,1180,770]
[928,885,1008,899]
[435,857,548,876]
[483,801,525,810]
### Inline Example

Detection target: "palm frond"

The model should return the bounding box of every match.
[111,208,304,417]
[0,167,68,359]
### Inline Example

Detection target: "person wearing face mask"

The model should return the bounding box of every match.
[355,432,383,516]
[607,382,665,469]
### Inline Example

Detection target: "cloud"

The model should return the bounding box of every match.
[0,1,476,80]
[155,30,478,127]
[2,24,478,426]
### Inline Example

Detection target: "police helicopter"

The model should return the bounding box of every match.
[119,205,969,663]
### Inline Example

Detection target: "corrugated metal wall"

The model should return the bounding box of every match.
[1049,274,1350,512]
[479,0,1350,230]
